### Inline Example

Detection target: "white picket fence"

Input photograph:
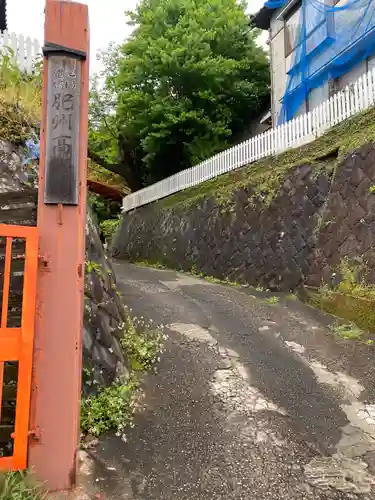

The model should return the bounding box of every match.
[122,66,375,212]
[0,30,41,74]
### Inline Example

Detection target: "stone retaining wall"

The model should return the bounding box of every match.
[84,210,129,393]
[113,142,375,291]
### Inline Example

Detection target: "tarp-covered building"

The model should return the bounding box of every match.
[252,0,375,125]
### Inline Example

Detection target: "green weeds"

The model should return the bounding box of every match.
[80,309,164,439]
[0,471,45,500]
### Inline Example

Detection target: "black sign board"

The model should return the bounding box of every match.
[44,55,81,205]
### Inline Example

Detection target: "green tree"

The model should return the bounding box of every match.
[91,0,270,189]
[88,45,145,192]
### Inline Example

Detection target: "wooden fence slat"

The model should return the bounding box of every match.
[0,30,40,75]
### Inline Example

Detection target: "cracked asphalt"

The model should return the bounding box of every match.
[85,262,375,500]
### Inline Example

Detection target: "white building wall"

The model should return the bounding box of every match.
[270,28,287,124]
[337,61,367,90]
[308,82,329,110]
[270,7,284,38]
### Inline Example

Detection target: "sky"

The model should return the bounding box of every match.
[8,0,266,76]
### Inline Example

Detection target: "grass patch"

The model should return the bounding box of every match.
[0,51,42,144]
[263,296,280,305]
[135,260,167,270]
[154,105,375,212]
[190,265,241,286]
[331,258,375,300]
[80,309,164,439]
[81,378,137,438]
[308,258,375,341]
[135,259,242,287]
[121,312,163,372]
[200,274,240,286]
[330,322,364,341]
[0,471,45,500]
[85,260,103,276]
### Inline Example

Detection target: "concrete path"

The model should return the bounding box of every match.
[87,262,375,500]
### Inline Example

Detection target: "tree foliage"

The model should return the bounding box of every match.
[89,0,270,190]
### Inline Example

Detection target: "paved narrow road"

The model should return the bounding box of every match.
[88,262,375,500]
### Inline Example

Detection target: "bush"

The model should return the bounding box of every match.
[121,314,164,372]
[81,379,137,438]
[80,309,164,439]
[100,218,120,242]
[88,193,121,225]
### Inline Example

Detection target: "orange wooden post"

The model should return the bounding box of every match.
[29,0,89,492]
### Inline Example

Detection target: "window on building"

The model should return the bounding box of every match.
[284,1,302,57]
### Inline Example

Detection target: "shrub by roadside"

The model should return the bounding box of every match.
[307,258,375,342]
[80,307,165,440]
[99,218,120,244]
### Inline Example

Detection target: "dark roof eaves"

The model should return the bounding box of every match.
[250,6,273,31]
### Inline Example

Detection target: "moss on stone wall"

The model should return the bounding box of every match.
[155,106,375,212]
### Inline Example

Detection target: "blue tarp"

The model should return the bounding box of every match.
[263,0,375,122]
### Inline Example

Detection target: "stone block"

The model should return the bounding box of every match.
[312,192,327,209]
[89,269,104,303]
[92,365,113,388]
[305,273,321,287]
[316,174,330,195]
[322,234,341,259]
[359,146,375,178]
[93,302,119,349]
[340,180,355,200]
[355,176,372,198]
[338,235,360,258]
[83,324,94,354]
[99,293,122,320]
[316,228,333,246]
[296,164,312,179]
[350,166,366,187]
[112,337,125,363]
[361,193,375,217]
[92,344,117,376]
[347,204,366,229]
[116,361,129,384]
[346,195,360,216]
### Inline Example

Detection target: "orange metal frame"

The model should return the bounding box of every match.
[0,224,38,471]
